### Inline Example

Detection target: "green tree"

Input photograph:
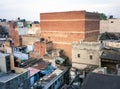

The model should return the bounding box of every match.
[99,13,107,20]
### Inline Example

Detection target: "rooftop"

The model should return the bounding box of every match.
[0,52,10,57]
[34,66,68,88]
[0,72,21,83]
[100,47,120,61]
[27,67,40,76]
[81,73,120,89]
[0,38,7,41]
[99,32,120,41]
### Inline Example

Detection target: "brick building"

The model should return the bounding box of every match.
[40,11,100,60]
[30,41,53,58]
[9,22,20,46]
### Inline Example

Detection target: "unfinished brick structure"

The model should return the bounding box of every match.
[30,41,53,58]
[40,11,100,60]
[9,22,20,46]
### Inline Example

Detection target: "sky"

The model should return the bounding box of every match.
[0,0,120,21]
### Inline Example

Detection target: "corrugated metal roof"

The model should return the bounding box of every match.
[100,48,120,61]
[81,73,120,89]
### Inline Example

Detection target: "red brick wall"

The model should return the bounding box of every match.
[40,11,86,32]
[34,42,46,57]
[85,21,99,31]
[85,31,99,41]
[41,32,85,43]
[40,21,85,31]
[53,43,72,60]
[84,12,100,41]
[85,12,99,20]
[40,11,100,60]
[40,11,86,20]
[9,22,20,46]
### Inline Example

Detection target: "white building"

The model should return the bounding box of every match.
[72,41,100,70]
[100,19,120,33]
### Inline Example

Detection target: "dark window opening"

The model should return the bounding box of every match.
[90,55,93,60]
[111,21,114,23]
[78,54,80,58]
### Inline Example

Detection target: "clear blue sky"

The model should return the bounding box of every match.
[0,0,120,21]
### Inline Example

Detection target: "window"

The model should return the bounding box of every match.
[49,86,52,89]
[77,54,80,58]
[89,55,93,60]
[111,21,114,23]
[55,81,57,84]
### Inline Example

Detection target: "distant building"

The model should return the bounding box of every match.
[3,20,40,47]
[40,10,100,60]
[28,23,40,35]
[100,19,120,33]
[21,35,40,45]
[0,22,10,37]
[17,21,40,39]
[9,22,20,46]
[72,41,100,70]
[18,27,28,35]
[0,38,12,53]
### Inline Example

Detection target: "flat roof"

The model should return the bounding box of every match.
[0,72,20,83]
[40,10,86,14]
[0,38,7,41]
[0,52,10,57]
[39,66,68,88]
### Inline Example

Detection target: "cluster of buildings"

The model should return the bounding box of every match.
[0,10,120,89]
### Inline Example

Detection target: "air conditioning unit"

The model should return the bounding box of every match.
[0,53,11,73]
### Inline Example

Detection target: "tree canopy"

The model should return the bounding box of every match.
[99,13,107,20]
